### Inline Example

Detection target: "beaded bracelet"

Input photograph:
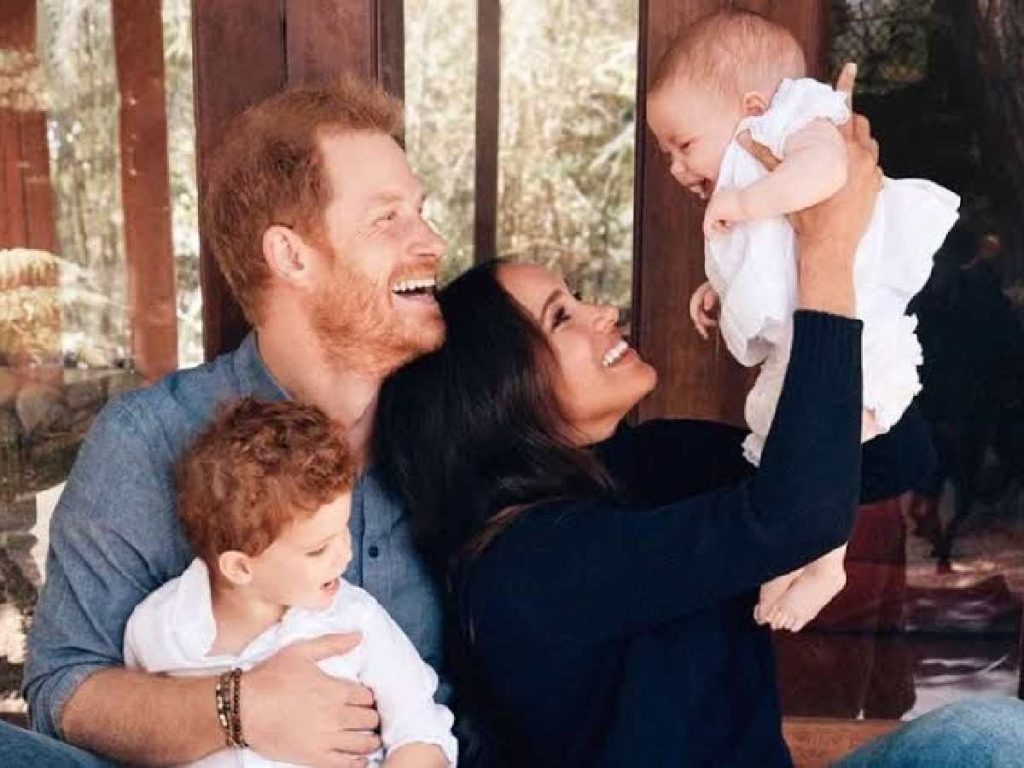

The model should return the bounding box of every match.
[215,668,249,748]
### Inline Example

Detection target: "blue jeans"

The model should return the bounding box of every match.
[837,696,1024,767]
[1,696,1022,766]
[0,720,112,767]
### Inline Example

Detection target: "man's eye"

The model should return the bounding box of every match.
[553,307,570,329]
[307,546,327,557]
[375,210,398,224]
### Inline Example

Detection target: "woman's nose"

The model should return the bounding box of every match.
[594,303,619,330]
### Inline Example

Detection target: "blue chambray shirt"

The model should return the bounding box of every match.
[22,334,445,739]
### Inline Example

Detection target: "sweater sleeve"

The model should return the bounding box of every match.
[470,311,862,640]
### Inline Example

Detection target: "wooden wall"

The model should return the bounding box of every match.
[193,0,404,361]
[632,0,829,425]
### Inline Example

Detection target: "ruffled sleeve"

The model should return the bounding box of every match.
[741,77,850,159]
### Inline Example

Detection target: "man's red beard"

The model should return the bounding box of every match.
[310,253,444,377]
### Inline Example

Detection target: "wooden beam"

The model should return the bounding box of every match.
[377,0,405,103]
[0,0,56,253]
[285,0,375,85]
[193,0,287,361]
[473,0,500,263]
[632,0,827,426]
[112,0,179,381]
[783,717,900,766]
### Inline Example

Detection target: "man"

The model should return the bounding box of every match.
[16,75,444,766]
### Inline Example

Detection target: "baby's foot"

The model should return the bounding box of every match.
[763,568,847,633]
[754,570,801,625]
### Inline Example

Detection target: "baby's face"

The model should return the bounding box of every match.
[248,492,354,611]
[647,78,743,200]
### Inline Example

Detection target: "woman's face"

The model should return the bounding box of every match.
[498,263,657,444]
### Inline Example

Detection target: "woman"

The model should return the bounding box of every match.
[374,120,1024,765]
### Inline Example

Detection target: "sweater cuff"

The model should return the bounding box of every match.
[790,310,862,375]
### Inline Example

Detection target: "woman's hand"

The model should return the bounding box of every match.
[737,63,883,317]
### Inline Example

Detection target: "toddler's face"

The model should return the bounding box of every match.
[647,78,743,200]
[248,492,354,611]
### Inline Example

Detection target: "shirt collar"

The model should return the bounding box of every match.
[233,332,290,402]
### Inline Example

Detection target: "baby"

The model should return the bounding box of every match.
[646,9,959,632]
[124,398,457,767]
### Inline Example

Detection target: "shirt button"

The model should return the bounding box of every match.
[368,545,380,559]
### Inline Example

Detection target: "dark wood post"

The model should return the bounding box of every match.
[473,0,500,263]
[112,0,179,381]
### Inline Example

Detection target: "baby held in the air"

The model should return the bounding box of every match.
[647,9,959,632]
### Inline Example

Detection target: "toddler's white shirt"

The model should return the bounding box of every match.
[124,558,457,767]
[707,77,960,463]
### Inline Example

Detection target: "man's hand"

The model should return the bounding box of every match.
[688,280,719,340]
[244,633,382,768]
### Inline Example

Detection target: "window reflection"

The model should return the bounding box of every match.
[0,0,197,718]
[775,0,1024,720]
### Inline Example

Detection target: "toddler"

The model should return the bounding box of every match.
[646,9,959,632]
[124,398,457,767]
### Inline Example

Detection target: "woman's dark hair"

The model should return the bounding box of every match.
[373,259,614,577]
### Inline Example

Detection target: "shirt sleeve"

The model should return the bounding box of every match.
[470,311,862,641]
[358,596,458,766]
[21,396,180,739]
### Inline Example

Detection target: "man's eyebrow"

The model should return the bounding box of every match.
[540,288,565,324]
[367,189,425,206]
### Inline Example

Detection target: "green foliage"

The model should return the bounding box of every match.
[405,0,638,307]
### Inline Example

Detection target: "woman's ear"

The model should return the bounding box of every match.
[742,91,770,117]
[262,224,313,286]
[217,550,254,586]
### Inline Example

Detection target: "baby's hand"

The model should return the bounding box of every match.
[703,187,747,238]
[689,281,718,340]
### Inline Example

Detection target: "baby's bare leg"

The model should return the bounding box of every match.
[862,408,881,442]
[754,569,803,625]
[763,545,848,632]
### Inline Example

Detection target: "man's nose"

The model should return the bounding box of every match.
[412,217,447,261]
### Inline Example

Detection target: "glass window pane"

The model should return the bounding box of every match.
[163,0,201,368]
[404,0,478,283]
[497,0,638,309]
[0,0,197,717]
[775,0,1024,721]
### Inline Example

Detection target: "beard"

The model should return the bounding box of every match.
[310,252,444,377]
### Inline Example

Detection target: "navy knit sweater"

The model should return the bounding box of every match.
[458,312,935,767]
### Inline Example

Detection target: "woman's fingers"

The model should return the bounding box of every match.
[736,130,781,172]
[834,62,857,106]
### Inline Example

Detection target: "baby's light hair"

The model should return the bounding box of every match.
[651,8,806,99]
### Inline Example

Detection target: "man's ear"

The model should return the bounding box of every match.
[217,550,255,586]
[741,91,770,117]
[262,224,312,286]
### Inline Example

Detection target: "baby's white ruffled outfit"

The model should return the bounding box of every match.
[707,78,960,464]
[124,558,457,767]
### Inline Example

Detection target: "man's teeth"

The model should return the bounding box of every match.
[392,277,437,295]
[602,340,629,367]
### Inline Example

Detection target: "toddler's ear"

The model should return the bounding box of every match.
[741,91,769,117]
[218,550,254,586]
